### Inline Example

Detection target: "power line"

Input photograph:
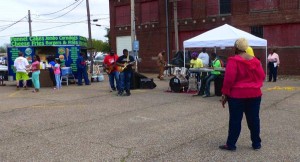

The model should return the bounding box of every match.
[0,16,27,33]
[0,22,83,38]
[33,0,84,21]
[38,0,81,16]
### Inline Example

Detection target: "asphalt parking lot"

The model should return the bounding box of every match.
[0,74,299,161]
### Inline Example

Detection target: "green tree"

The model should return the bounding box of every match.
[89,39,110,53]
[0,46,6,53]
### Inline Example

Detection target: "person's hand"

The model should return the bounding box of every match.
[220,95,227,108]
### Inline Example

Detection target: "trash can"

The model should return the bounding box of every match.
[214,75,224,96]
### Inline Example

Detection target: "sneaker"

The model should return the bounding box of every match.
[202,94,210,98]
[219,145,236,151]
[126,92,131,96]
[23,86,28,90]
[117,91,123,96]
[16,86,20,90]
[252,145,261,150]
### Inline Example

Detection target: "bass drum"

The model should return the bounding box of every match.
[169,76,188,92]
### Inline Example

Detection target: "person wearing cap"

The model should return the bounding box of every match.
[267,48,280,82]
[219,38,265,151]
[157,51,166,80]
[103,50,119,91]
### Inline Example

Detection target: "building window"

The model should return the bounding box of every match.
[220,0,231,14]
[249,0,279,12]
[251,26,263,38]
[115,5,130,26]
[141,1,159,23]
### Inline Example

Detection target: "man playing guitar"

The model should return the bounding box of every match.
[103,50,119,92]
[116,49,135,96]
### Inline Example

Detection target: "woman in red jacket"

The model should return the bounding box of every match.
[220,38,265,151]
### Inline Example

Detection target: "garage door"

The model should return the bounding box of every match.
[116,36,132,56]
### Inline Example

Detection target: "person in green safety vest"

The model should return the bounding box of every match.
[202,52,222,97]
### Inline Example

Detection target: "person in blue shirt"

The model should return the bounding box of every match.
[116,49,135,96]
[76,52,90,86]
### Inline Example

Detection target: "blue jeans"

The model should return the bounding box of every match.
[226,97,262,149]
[77,68,90,85]
[109,71,120,90]
[204,74,218,96]
[55,74,61,89]
[119,71,132,93]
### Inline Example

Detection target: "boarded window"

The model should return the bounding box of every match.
[251,26,264,38]
[280,0,299,10]
[141,1,159,23]
[115,5,130,26]
[177,0,192,19]
[264,24,300,46]
[206,0,219,16]
[249,0,279,11]
[220,0,231,14]
[177,31,204,50]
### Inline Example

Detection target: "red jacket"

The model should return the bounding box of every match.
[222,55,265,98]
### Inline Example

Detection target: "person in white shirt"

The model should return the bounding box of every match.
[198,48,210,67]
[267,48,280,82]
[14,52,30,90]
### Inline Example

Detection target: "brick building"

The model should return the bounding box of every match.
[109,0,300,75]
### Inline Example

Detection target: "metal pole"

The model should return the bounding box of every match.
[28,10,32,36]
[166,0,170,64]
[86,0,92,48]
[173,0,179,52]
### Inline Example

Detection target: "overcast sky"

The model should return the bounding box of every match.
[0,0,110,46]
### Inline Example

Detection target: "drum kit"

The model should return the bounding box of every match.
[169,69,188,93]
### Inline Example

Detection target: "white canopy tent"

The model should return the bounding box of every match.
[183,24,268,73]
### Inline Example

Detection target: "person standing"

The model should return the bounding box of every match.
[267,48,280,82]
[103,50,119,92]
[157,51,166,80]
[14,52,30,90]
[54,59,62,90]
[198,48,209,67]
[76,52,90,86]
[220,38,265,151]
[31,55,41,93]
[47,56,56,89]
[116,49,135,96]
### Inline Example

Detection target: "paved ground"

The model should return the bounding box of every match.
[0,74,299,162]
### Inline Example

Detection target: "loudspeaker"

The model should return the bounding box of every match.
[130,72,156,89]
[140,78,156,89]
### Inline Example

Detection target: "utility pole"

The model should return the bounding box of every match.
[165,0,170,64]
[86,0,92,49]
[131,0,138,72]
[28,10,32,36]
[131,0,136,51]
[173,0,179,52]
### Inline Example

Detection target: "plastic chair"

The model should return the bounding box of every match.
[61,67,76,86]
